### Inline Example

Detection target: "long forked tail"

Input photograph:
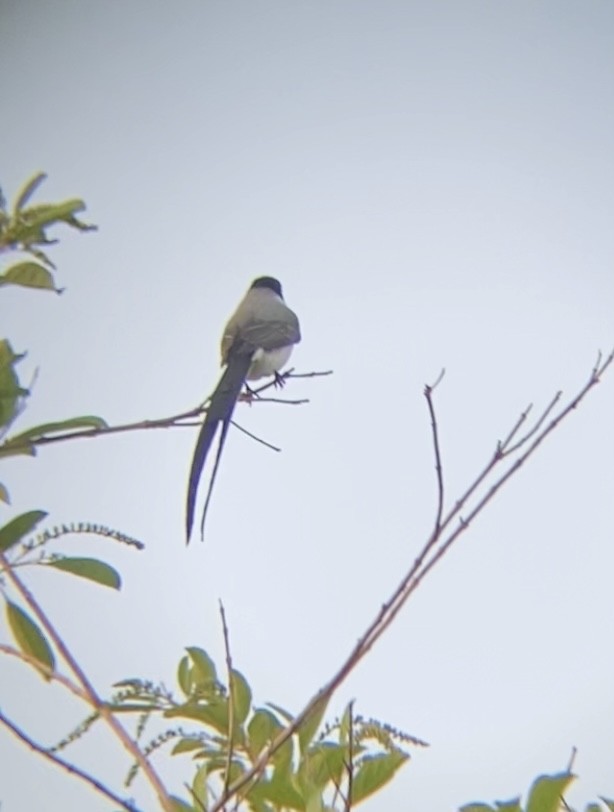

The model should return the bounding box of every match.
[185,353,252,543]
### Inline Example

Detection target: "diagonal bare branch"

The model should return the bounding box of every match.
[209,349,613,811]
[0,708,142,812]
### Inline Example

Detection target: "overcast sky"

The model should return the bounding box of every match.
[2,2,613,810]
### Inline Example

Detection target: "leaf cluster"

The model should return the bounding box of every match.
[0,174,103,502]
[0,172,95,292]
[110,647,418,811]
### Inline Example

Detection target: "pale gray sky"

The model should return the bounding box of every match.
[2,2,613,810]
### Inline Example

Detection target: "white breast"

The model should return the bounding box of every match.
[247,345,293,380]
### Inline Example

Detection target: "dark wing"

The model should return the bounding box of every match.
[234,315,301,353]
[222,302,300,362]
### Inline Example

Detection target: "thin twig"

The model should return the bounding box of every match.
[344,700,355,812]
[503,392,562,455]
[185,782,208,812]
[282,370,334,380]
[424,376,445,531]
[0,551,174,812]
[498,403,532,452]
[229,420,281,452]
[0,709,141,812]
[219,600,236,803]
[244,397,310,405]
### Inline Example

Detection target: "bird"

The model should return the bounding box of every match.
[185,276,301,543]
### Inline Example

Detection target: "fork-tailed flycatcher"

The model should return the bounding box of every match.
[186,276,301,543]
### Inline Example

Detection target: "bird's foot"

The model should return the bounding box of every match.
[242,383,259,405]
[273,371,287,389]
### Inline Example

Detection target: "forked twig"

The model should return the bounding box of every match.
[503,392,562,455]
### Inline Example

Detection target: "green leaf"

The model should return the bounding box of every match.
[5,601,55,676]
[304,794,323,812]
[351,751,408,805]
[339,701,353,746]
[192,761,208,809]
[6,414,108,445]
[526,773,575,812]
[316,742,347,786]
[271,735,294,777]
[0,262,57,291]
[13,173,47,212]
[252,773,304,809]
[298,695,328,753]
[0,339,27,428]
[165,700,229,734]
[0,439,35,459]
[177,655,192,697]
[0,510,47,552]
[186,647,217,687]
[47,557,121,589]
[171,737,203,755]
[266,702,294,724]
[230,669,252,724]
[247,709,282,759]
[299,743,346,793]
[495,801,522,811]
[585,804,603,812]
[20,199,87,230]
[0,482,10,504]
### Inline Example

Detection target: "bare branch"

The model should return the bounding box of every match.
[209,349,614,811]
[0,708,141,812]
